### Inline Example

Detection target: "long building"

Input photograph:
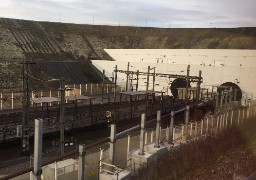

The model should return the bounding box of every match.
[92,49,256,102]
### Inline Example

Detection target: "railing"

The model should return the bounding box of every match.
[99,158,132,178]
[0,83,121,110]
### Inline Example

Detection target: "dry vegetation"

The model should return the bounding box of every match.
[135,119,256,180]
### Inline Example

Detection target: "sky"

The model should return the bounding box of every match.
[0,0,255,28]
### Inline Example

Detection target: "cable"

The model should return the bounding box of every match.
[25,71,51,83]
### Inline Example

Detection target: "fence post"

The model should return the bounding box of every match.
[79,84,82,95]
[48,90,51,106]
[181,125,184,143]
[225,112,228,128]
[73,84,76,93]
[155,110,161,148]
[55,162,58,180]
[145,131,148,145]
[173,127,176,143]
[166,127,169,142]
[31,91,34,107]
[85,84,88,94]
[31,119,43,180]
[211,116,214,135]
[11,92,14,109]
[220,114,223,130]
[90,84,93,95]
[127,135,130,160]
[189,123,193,136]
[247,103,250,120]
[100,148,104,173]
[195,122,197,139]
[221,114,224,129]
[185,106,189,140]
[40,91,43,106]
[139,113,146,155]
[109,124,116,165]
[216,116,219,136]
[200,120,203,137]
[151,131,154,143]
[0,93,2,110]
[242,109,245,125]
[230,110,234,127]
[78,144,86,180]
[206,118,209,135]
[224,113,226,128]
[168,111,174,144]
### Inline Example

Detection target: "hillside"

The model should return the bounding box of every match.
[0,18,256,91]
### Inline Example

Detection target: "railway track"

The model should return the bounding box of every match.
[0,96,187,143]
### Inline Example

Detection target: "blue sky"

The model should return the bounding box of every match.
[0,0,255,28]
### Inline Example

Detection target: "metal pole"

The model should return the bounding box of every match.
[102,70,105,103]
[185,106,189,140]
[136,70,139,91]
[146,66,150,91]
[114,65,117,102]
[168,111,174,144]
[155,110,161,148]
[152,67,156,91]
[139,113,146,155]
[125,62,130,91]
[21,59,33,155]
[186,65,190,102]
[32,119,43,180]
[78,144,86,180]
[109,124,116,165]
[197,70,202,101]
[40,91,43,107]
[59,77,65,156]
